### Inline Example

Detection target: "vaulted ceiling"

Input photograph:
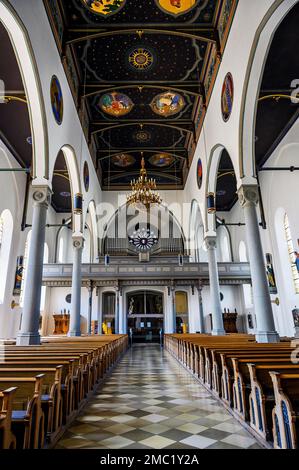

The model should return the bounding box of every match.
[45,0,238,193]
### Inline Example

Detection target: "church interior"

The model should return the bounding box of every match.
[0,0,299,452]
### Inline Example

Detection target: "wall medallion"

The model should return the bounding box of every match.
[221,72,234,122]
[100,92,133,117]
[81,0,126,16]
[50,75,63,125]
[155,0,200,16]
[197,158,203,190]
[151,91,185,117]
[83,161,90,192]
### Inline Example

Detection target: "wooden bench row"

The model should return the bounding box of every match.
[164,334,299,449]
[0,334,128,449]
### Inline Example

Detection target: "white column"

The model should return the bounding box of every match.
[115,288,120,334]
[205,236,225,336]
[198,285,206,333]
[17,186,51,346]
[97,287,103,335]
[238,185,279,343]
[119,289,126,334]
[87,281,94,335]
[68,236,84,337]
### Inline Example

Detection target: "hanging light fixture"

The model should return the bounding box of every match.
[127,153,162,209]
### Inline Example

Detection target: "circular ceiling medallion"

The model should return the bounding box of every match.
[155,0,200,16]
[83,161,89,192]
[197,158,203,190]
[221,73,234,122]
[151,91,185,117]
[100,92,133,117]
[50,75,63,125]
[112,153,135,168]
[81,0,126,16]
[128,48,154,71]
[134,129,151,143]
[149,153,175,167]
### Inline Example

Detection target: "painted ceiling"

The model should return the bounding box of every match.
[45,0,238,194]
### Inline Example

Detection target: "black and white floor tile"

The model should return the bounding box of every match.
[56,344,262,450]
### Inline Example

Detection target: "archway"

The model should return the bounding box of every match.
[0,0,48,181]
[240,0,299,180]
[127,289,164,343]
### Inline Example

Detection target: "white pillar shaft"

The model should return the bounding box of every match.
[243,201,279,342]
[17,199,48,345]
[206,239,225,336]
[97,290,103,335]
[198,290,205,333]
[115,291,120,334]
[69,246,83,336]
[87,286,93,335]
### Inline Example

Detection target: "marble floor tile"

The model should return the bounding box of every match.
[56,344,262,450]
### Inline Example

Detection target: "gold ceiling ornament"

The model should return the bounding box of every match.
[127,154,162,209]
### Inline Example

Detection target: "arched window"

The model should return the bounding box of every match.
[20,230,32,307]
[0,210,13,303]
[58,237,64,263]
[284,214,299,294]
[40,243,49,312]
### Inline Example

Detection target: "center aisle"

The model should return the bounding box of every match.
[56,344,262,450]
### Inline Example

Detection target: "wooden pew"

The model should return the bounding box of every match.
[0,366,63,441]
[0,387,17,449]
[0,375,44,449]
[269,371,299,449]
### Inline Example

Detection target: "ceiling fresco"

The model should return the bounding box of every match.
[44,0,238,191]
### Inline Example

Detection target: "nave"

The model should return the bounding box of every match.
[56,344,261,450]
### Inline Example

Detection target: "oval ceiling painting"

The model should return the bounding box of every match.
[50,75,63,125]
[81,0,126,16]
[100,92,133,117]
[197,158,203,190]
[112,153,135,168]
[149,153,175,167]
[83,161,89,192]
[155,0,200,16]
[151,91,185,117]
[221,73,234,122]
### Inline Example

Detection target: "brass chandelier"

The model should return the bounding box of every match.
[127,154,162,208]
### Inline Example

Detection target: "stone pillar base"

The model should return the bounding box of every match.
[212,329,226,336]
[16,332,41,346]
[256,331,280,343]
[68,330,81,337]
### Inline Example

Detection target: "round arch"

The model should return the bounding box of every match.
[205,145,238,233]
[239,0,298,180]
[188,199,204,260]
[0,0,48,182]
[58,145,82,235]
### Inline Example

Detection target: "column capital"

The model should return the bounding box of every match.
[32,185,52,207]
[237,184,259,208]
[72,235,84,249]
[204,236,217,250]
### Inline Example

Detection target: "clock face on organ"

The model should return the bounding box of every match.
[129,228,158,251]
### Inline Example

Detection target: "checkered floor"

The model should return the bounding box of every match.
[56,344,262,449]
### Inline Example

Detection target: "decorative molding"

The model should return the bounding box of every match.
[238,185,259,208]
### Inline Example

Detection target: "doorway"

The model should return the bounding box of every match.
[127,290,164,343]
